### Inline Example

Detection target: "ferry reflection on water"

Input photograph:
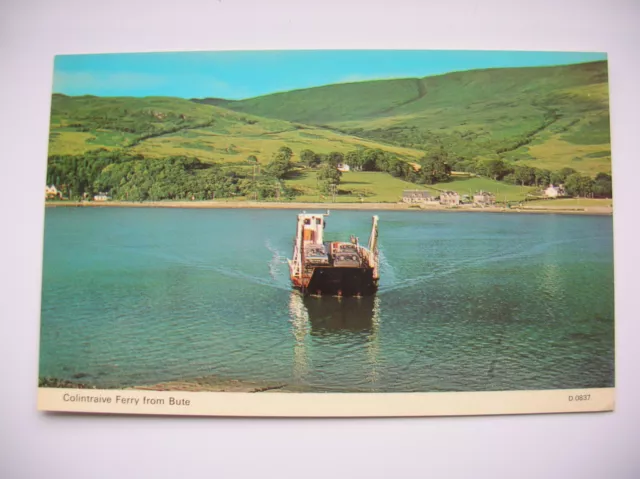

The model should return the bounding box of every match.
[303,295,377,335]
[288,292,381,385]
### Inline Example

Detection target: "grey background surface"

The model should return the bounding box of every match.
[1,0,638,477]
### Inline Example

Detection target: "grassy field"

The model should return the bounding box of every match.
[520,136,611,175]
[129,126,427,164]
[428,177,535,202]
[286,170,424,202]
[285,170,533,203]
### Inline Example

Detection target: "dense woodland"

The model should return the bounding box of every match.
[46,148,293,201]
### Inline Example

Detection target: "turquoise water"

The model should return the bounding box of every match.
[39,207,615,392]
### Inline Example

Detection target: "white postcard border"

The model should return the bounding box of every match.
[38,387,614,417]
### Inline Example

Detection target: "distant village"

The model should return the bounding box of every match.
[46,181,569,207]
[401,184,566,208]
[45,185,111,202]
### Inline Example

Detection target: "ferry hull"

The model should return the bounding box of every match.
[304,295,376,334]
[295,266,378,297]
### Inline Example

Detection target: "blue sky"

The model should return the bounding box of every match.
[52,50,607,100]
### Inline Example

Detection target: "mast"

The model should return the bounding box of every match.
[296,214,304,280]
[367,215,380,279]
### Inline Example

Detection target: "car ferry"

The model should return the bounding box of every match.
[288,211,379,297]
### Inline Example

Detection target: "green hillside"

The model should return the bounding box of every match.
[46,61,612,203]
[48,94,426,163]
[201,78,422,124]
[204,61,611,175]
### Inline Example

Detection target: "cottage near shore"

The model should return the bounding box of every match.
[473,191,496,206]
[544,184,566,198]
[440,191,461,206]
[402,190,436,204]
[45,185,62,200]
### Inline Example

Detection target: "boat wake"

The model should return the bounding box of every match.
[206,264,291,291]
[153,249,291,292]
[265,239,290,285]
[378,237,587,295]
[377,248,396,286]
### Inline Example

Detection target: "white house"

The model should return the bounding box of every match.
[93,192,112,202]
[337,163,350,172]
[45,185,61,199]
[440,191,461,206]
[402,190,436,204]
[473,191,496,206]
[544,184,566,198]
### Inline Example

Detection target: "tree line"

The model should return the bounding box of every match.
[299,147,453,186]
[47,144,612,202]
[296,146,612,197]
[46,148,296,201]
[451,157,612,197]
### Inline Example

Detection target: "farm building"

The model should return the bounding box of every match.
[45,185,62,199]
[473,191,496,206]
[337,163,351,172]
[544,184,566,198]
[440,191,461,206]
[402,190,436,204]
[93,192,112,202]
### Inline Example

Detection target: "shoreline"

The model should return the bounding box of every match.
[45,200,613,216]
[39,376,349,393]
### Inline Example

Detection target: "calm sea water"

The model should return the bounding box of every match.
[39,207,615,392]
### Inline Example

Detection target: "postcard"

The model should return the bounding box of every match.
[38,50,614,417]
